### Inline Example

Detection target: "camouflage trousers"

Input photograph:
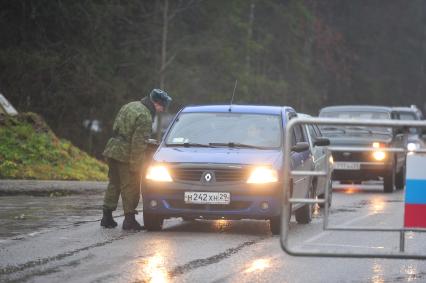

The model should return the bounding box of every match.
[103,159,140,214]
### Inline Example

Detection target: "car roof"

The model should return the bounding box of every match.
[392,106,418,112]
[181,104,294,115]
[392,106,420,113]
[319,105,392,113]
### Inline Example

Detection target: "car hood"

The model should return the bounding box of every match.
[154,147,283,167]
[326,135,393,146]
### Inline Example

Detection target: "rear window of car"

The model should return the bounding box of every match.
[292,125,306,146]
[308,125,319,138]
[165,112,282,148]
[397,112,420,134]
[398,112,418,120]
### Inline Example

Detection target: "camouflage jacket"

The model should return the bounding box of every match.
[103,101,152,171]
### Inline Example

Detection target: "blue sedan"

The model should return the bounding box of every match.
[142,105,313,234]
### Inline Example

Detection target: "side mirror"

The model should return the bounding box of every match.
[147,138,159,146]
[314,137,330,147]
[146,138,159,151]
[291,141,310,153]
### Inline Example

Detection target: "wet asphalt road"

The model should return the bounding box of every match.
[1,184,426,283]
[0,194,107,239]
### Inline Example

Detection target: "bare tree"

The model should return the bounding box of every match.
[245,0,255,76]
[156,0,196,140]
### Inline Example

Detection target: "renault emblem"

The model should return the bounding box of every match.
[201,171,215,183]
[343,152,352,158]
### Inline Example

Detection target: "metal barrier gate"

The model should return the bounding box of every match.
[280,117,426,259]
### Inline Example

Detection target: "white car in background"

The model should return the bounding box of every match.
[299,113,332,207]
[392,106,425,152]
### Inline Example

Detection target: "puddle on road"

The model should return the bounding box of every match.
[0,194,125,239]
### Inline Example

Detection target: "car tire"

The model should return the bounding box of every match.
[318,180,332,208]
[383,170,395,193]
[143,212,163,231]
[269,216,281,235]
[295,185,314,224]
[395,166,406,190]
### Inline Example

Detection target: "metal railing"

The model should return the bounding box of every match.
[280,117,426,259]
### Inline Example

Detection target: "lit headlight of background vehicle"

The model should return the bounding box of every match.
[372,142,386,161]
[407,142,420,152]
[246,167,278,184]
[146,165,173,182]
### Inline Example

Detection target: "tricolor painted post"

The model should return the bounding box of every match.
[404,154,426,228]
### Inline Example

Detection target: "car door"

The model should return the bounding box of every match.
[306,124,328,196]
[291,124,313,200]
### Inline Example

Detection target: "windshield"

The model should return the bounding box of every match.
[398,112,419,134]
[320,110,391,120]
[398,112,417,120]
[319,110,392,134]
[165,112,282,148]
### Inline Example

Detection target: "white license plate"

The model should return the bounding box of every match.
[333,162,361,170]
[184,192,231,204]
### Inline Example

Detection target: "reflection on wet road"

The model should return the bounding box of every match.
[138,250,170,283]
[243,258,271,273]
[371,260,384,283]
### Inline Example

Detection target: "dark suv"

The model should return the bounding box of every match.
[319,105,406,193]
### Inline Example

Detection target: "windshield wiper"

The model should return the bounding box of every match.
[209,142,264,149]
[321,127,346,133]
[170,142,212,148]
[345,126,373,133]
[370,129,392,135]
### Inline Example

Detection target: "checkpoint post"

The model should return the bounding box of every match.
[404,154,426,228]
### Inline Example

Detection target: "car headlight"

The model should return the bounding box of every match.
[372,151,386,161]
[145,165,173,182]
[247,167,278,184]
[407,142,420,152]
[372,142,381,149]
[371,142,386,161]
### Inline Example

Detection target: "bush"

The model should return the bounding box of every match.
[0,113,107,180]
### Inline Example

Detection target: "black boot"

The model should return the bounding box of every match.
[100,209,117,228]
[122,213,144,231]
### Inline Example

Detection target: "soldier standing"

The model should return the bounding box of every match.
[100,89,172,230]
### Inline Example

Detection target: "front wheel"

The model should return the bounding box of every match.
[269,216,281,235]
[295,185,314,224]
[143,212,164,231]
[383,170,395,193]
[319,180,332,208]
[395,166,406,190]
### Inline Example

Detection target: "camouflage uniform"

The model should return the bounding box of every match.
[102,101,152,214]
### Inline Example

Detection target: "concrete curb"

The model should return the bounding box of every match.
[0,180,107,196]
